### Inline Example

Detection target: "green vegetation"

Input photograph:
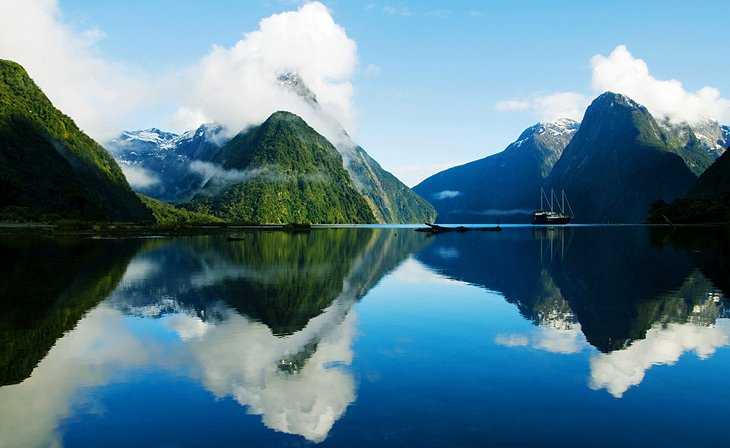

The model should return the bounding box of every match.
[0,59,151,222]
[138,194,224,225]
[188,111,375,223]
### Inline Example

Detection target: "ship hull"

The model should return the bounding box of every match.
[532,214,571,225]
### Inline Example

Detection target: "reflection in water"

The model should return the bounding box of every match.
[417,226,730,397]
[2,227,730,446]
[0,229,427,445]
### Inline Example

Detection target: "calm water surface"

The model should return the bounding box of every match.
[2,227,730,447]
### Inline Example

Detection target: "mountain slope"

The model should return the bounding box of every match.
[347,146,435,222]
[414,119,578,223]
[689,148,730,199]
[106,124,224,202]
[659,118,722,175]
[188,111,375,223]
[0,59,151,222]
[277,72,435,223]
[548,92,696,223]
[648,148,730,223]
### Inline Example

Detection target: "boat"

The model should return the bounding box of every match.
[532,188,573,225]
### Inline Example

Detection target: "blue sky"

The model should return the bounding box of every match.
[6,0,730,185]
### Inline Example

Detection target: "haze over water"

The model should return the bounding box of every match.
[2,226,730,447]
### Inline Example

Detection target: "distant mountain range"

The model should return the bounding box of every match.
[417,91,728,223]
[107,124,225,202]
[414,119,579,223]
[108,73,435,224]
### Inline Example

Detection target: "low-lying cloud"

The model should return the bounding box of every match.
[434,190,461,200]
[120,165,160,189]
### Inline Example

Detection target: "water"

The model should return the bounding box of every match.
[2,226,730,447]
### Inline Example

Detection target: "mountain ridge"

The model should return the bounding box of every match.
[414,118,579,223]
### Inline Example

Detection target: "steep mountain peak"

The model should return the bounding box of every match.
[277,72,318,107]
[266,109,306,123]
[592,91,644,111]
[507,118,579,160]
[176,122,225,144]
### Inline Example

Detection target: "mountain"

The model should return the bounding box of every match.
[548,92,697,223]
[690,148,730,199]
[277,72,435,223]
[0,59,151,222]
[413,119,579,223]
[648,148,730,223]
[106,124,224,202]
[187,111,375,224]
[659,118,723,175]
[108,73,435,223]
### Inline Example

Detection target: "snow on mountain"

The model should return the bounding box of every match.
[106,124,227,201]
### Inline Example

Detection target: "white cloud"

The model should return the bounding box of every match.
[0,0,153,141]
[173,2,358,142]
[496,92,589,122]
[119,165,160,189]
[589,320,730,398]
[496,45,730,124]
[591,45,730,123]
[434,190,462,200]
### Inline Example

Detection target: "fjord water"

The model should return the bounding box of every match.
[2,227,730,447]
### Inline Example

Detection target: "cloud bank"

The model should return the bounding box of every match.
[0,0,153,141]
[591,45,730,123]
[497,45,730,124]
[171,2,358,142]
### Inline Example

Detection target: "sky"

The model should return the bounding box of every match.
[1,0,729,185]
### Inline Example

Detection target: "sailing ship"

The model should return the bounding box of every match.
[532,188,573,225]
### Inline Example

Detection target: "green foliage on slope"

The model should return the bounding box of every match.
[138,194,224,225]
[0,59,151,222]
[188,111,375,224]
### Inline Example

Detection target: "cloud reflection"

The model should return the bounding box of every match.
[589,320,730,398]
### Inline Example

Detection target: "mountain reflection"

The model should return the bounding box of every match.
[416,226,730,397]
[0,229,428,445]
